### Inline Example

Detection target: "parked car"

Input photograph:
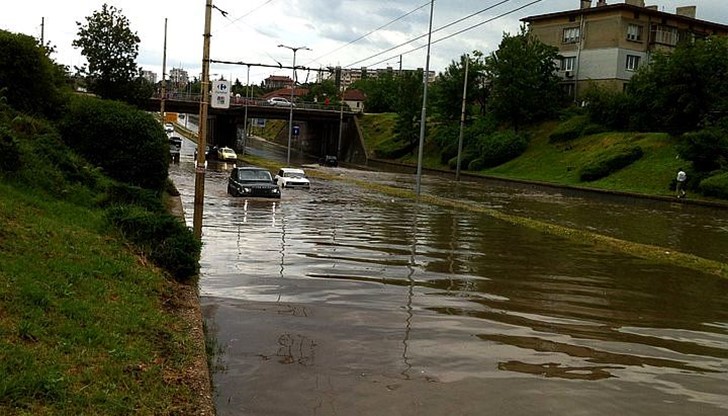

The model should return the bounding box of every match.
[267,97,295,107]
[319,155,338,167]
[227,167,281,199]
[169,136,182,163]
[274,168,311,189]
[217,146,238,162]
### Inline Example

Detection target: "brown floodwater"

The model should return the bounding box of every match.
[169,138,728,416]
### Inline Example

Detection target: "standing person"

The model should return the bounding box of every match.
[676,168,687,199]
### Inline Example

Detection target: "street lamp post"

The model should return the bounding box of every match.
[278,44,311,166]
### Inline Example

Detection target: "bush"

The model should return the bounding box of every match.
[0,127,21,172]
[105,206,201,282]
[57,95,169,191]
[579,145,644,182]
[582,85,633,131]
[549,115,591,143]
[373,138,416,159]
[0,29,68,118]
[99,183,165,213]
[448,151,479,171]
[699,171,728,199]
[475,130,529,169]
[677,128,728,173]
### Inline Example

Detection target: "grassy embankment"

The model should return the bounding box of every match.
[359,114,689,198]
[0,129,208,414]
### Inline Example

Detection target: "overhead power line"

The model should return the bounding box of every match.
[367,0,543,69]
[344,0,515,69]
[212,0,277,35]
[304,1,431,66]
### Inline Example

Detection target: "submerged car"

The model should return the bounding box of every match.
[217,146,238,162]
[274,168,311,189]
[227,167,281,199]
[169,136,182,163]
[319,155,338,167]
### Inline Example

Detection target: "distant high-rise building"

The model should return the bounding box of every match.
[141,69,157,85]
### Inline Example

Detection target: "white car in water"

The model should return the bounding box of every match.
[274,168,311,189]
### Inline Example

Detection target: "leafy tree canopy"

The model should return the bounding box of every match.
[485,25,564,129]
[430,52,487,122]
[73,4,148,103]
[627,36,728,134]
[0,29,69,117]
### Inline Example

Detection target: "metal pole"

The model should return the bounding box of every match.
[337,97,344,159]
[193,0,212,240]
[415,0,435,196]
[287,50,296,165]
[456,55,469,182]
[278,45,310,166]
[242,65,250,157]
[160,18,168,121]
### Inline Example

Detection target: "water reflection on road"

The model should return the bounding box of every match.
[169,140,728,416]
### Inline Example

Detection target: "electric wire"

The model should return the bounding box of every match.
[344,0,515,68]
[303,1,431,66]
[347,0,543,69]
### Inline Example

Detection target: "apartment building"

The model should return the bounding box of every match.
[140,69,157,85]
[317,66,436,91]
[169,67,189,87]
[522,0,728,99]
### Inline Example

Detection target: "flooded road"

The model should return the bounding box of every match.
[169,137,728,415]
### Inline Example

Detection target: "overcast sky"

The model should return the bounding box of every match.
[2,0,726,85]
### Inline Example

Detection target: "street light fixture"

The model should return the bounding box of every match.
[278,44,311,165]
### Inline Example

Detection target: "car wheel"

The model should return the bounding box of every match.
[227,184,237,197]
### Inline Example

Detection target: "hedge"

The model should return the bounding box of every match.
[579,145,644,182]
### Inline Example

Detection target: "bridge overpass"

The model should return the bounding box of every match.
[143,95,367,163]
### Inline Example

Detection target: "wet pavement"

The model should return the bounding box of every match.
[169,134,728,415]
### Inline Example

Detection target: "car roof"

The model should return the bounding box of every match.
[280,168,305,173]
[236,166,267,171]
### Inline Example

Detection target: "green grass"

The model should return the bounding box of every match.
[0,182,197,415]
[358,114,704,199]
[359,113,397,157]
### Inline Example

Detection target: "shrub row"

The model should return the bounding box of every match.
[579,145,644,182]
[699,171,728,199]
[105,204,200,283]
[549,115,606,143]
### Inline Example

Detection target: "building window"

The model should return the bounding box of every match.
[627,24,643,41]
[626,55,641,71]
[651,24,678,46]
[562,56,576,72]
[563,27,580,43]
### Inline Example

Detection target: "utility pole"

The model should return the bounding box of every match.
[337,95,344,159]
[40,17,45,46]
[193,0,213,240]
[415,0,435,196]
[160,18,168,121]
[456,55,469,182]
[242,64,250,157]
[278,44,311,165]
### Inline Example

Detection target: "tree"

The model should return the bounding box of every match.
[627,36,728,134]
[392,70,423,151]
[430,52,487,122]
[73,4,146,103]
[484,26,564,129]
[0,30,69,117]
[350,72,399,113]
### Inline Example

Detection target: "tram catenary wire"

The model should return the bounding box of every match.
[350,0,543,70]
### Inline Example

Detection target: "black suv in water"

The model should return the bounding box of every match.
[227,167,281,199]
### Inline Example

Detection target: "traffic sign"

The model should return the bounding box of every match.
[292,125,300,136]
[211,80,231,109]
